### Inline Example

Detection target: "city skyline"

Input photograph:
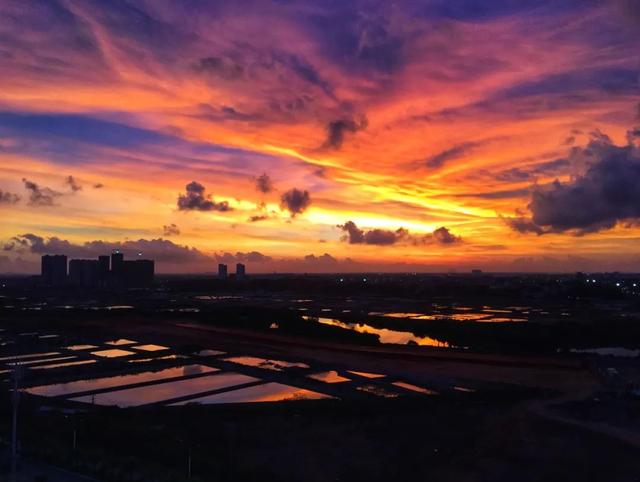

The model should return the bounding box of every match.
[1,1,640,273]
[41,250,154,287]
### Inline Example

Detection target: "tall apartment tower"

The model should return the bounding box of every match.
[98,255,110,285]
[236,263,246,278]
[218,263,228,278]
[111,251,124,276]
[41,255,68,286]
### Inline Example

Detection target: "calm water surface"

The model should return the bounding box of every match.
[25,364,218,397]
[70,372,259,407]
[172,382,332,405]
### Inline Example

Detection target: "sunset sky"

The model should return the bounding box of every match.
[1,0,639,273]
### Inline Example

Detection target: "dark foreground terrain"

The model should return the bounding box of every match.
[0,312,637,481]
[0,274,638,481]
[3,391,639,482]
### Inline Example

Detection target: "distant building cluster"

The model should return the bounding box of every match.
[41,251,154,288]
[218,263,246,279]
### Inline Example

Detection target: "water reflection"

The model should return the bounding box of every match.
[447,313,492,321]
[70,372,258,407]
[347,370,385,379]
[377,312,423,318]
[32,360,97,370]
[91,349,135,358]
[128,355,183,363]
[105,339,136,346]
[313,317,449,347]
[481,317,526,323]
[0,352,60,362]
[66,345,99,351]
[392,381,438,395]
[173,382,332,405]
[195,349,226,357]
[223,356,310,371]
[307,371,350,383]
[8,355,76,367]
[133,344,169,352]
[25,364,218,397]
[356,384,399,398]
[453,386,475,393]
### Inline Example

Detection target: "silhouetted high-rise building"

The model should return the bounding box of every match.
[69,259,100,287]
[110,253,154,288]
[43,250,154,289]
[98,255,110,285]
[218,263,228,278]
[41,255,67,286]
[236,263,246,278]
[111,251,124,276]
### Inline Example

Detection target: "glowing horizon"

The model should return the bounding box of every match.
[1,1,639,273]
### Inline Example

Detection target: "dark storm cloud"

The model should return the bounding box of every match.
[255,173,274,194]
[22,178,62,206]
[93,183,104,189]
[177,181,232,212]
[424,141,481,169]
[280,188,311,216]
[432,227,461,244]
[0,190,20,205]
[339,221,365,243]
[322,117,367,150]
[163,223,180,236]
[338,221,461,246]
[65,175,82,192]
[248,214,270,223]
[363,228,403,245]
[504,217,545,235]
[507,128,640,234]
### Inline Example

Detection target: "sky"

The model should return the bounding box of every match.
[0,0,639,273]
